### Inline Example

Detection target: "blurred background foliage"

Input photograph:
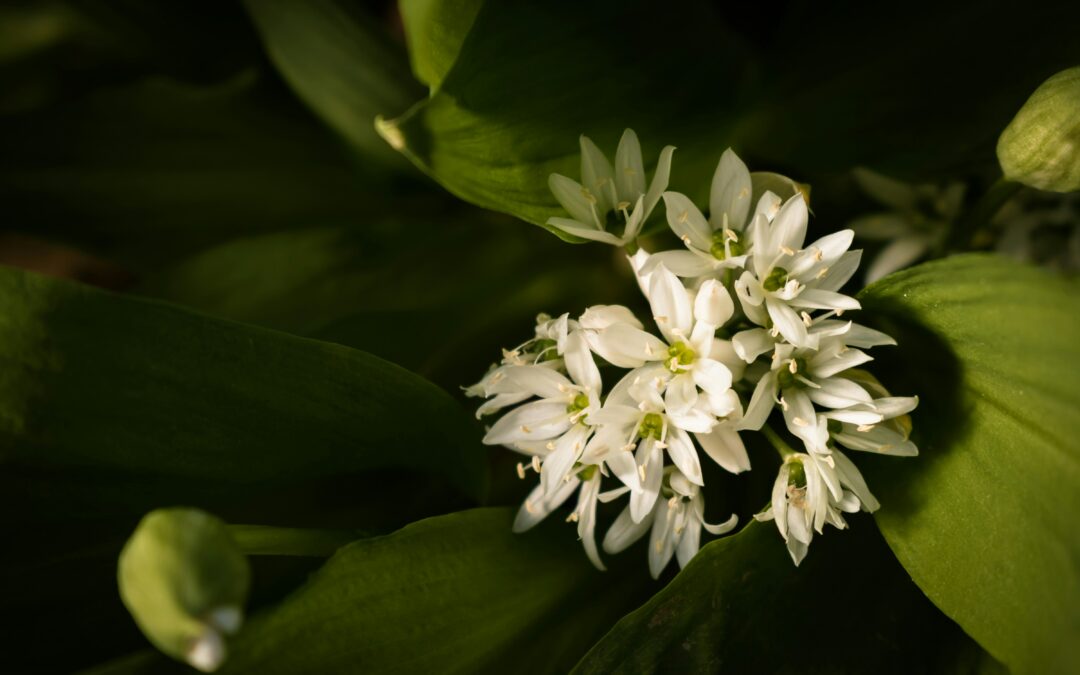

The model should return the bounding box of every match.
[0,0,1077,673]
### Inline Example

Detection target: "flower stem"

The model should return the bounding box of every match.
[943,176,1022,253]
[762,424,799,460]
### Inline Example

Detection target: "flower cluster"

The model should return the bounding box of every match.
[468,131,918,575]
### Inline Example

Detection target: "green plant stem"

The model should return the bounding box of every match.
[943,176,1021,253]
[228,525,368,557]
[761,424,798,460]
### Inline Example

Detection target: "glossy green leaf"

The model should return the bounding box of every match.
[243,0,423,165]
[386,0,1080,230]
[210,508,646,674]
[398,0,482,90]
[858,255,1080,675]
[0,264,486,500]
[573,519,1000,673]
[119,508,250,672]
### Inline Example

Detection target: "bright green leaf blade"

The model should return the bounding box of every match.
[859,255,1080,675]
[213,508,646,675]
[573,519,1003,674]
[243,0,423,165]
[0,264,487,500]
[384,0,1080,230]
[398,0,483,90]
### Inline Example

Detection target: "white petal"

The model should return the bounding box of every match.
[766,298,809,347]
[840,322,897,348]
[604,446,642,492]
[664,372,698,414]
[815,250,862,292]
[696,427,751,473]
[576,476,606,570]
[806,377,873,409]
[546,217,623,245]
[564,331,601,392]
[666,405,716,434]
[771,194,809,253]
[496,365,573,399]
[667,427,704,485]
[675,516,703,569]
[870,396,918,418]
[691,358,733,397]
[641,249,716,278]
[648,264,694,341]
[579,304,642,331]
[702,512,739,536]
[614,129,646,200]
[643,145,676,217]
[475,391,531,418]
[548,174,597,226]
[621,195,647,241]
[579,135,615,214]
[662,192,712,251]
[483,400,572,445]
[710,339,746,383]
[603,504,652,553]
[587,323,667,368]
[772,464,790,540]
[512,477,580,532]
[737,372,778,431]
[809,346,873,378]
[823,408,884,425]
[710,148,752,231]
[832,449,880,512]
[694,279,735,327]
[790,289,861,311]
[781,388,817,445]
[735,270,764,307]
[631,443,663,523]
[732,328,775,363]
[648,499,677,578]
[540,426,588,496]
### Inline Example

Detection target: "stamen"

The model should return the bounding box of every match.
[516,463,526,479]
[857,424,876,432]
[780,246,796,256]
[801,311,813,326]
[788,359,798,374]
[779,396,790,411]
[531,456,542,472]
[793,417,809,427]
[678,210,689,224]
[524,500,536,513]
[520,425,532,433]
[816,266,830,279]
[566,512,579,523]
[638,464,647,481]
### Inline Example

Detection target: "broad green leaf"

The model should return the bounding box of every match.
[0,74,379,269]
[213,508,646,674]
[858,255,1080,675]
[0,264,486,498]
[119,508,250,672]
[243,0,424,165]
[398,0,483,90]
[136,218,639,392]
[385,0,1080,231]
[573,520,1003,674]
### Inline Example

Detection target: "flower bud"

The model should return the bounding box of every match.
[118,508,250,672]
[997,66,1080,193]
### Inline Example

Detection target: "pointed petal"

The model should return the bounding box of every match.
[603,504,652,554]
[667,427,704,485]
[806,376,873,409]
[641,249,716,278]
[513,478,579,532]
[564,331,601,392]
[691,358,733,397]
[546,217,623,245]
[732,328,775,363]
[772,194,809,252]
[643,146,676,217]
[662,192,712,251]
[781,388,817,445]
[548,174,596,225]
[766,298,809,347]
[648,264,694,341]
[696,427,751,473]
[737,372,778,431]
[694,279,735,327]
[586,323,667,368]
[580,135,615,213]
[710,148,753,231]
[675,517,702,569]
[614,128,645,199]
[483,400,571,445]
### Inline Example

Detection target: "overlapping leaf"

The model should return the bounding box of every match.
[858,255,1080,674]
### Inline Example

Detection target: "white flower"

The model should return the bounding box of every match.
[587,264,735,402]
[602,467,737,578]
[738,334,882,446]
[546,129,675,246]
[481,337,602,494]
[821,371,919,457]
[734,194,862,347]
[513,464,607,570]
[754,448,877,565]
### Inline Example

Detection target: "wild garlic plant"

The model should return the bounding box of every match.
[468,131,918,575]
